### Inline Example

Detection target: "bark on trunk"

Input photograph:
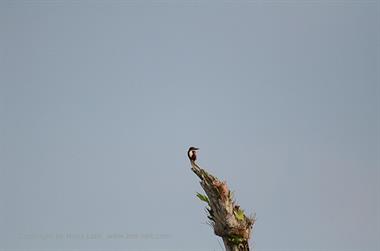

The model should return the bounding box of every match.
[222,238,250,251]
[189,159,255,251]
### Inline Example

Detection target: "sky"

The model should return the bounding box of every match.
[0,0,379,250]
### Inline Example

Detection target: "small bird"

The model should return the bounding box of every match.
[187,147,199,162]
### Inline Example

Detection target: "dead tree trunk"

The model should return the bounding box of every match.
[189,158,255,251]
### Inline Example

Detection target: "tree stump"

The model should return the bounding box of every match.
[189,159,255,251]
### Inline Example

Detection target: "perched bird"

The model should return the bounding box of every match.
[187,147,199,162]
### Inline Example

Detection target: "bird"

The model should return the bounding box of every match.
[187,147,199,162]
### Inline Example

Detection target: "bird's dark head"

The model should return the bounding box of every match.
[187,146,199,161]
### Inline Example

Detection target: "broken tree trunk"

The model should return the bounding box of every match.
[189,159,255,251]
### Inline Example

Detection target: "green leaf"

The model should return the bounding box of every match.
[227,235,244,244]
[196,193,210,204]
[234,209,245,221]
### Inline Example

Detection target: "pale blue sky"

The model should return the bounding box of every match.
[0,1,379,250]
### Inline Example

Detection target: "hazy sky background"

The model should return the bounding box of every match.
[0,0,379,250]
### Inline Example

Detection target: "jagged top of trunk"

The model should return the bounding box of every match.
[190,160,255,249]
